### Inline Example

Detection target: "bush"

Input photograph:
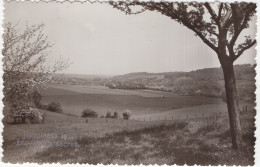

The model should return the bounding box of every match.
[113,112,119,119]
[22,108,46,124]
[123,110,131,120]
[47,102,63,113]
[81,109,98,118]
[106,111,112,118]
[100,114,105,118]
[11,104,46,124]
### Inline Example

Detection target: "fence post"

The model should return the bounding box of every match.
[106,119,107,124]
[165,116,166,121]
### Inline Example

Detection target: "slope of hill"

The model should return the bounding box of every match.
[112,64,255,82]
[107,64,256,100]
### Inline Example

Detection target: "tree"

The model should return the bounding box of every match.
[123,110,131,120]
[106,111,112,118]
[110,2,256,149]
[113,112,119,119]
[3,23,68,109]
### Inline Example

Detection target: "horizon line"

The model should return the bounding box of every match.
[60,63,255,77]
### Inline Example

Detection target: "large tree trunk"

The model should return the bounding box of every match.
[221,60,242,149]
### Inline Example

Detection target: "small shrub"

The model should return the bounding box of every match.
[123,110,131,120]
[81,108,98,118]
[47,102,63,113]
[100,114,105,118]
[106,111,112,118]
[113,112,119,119]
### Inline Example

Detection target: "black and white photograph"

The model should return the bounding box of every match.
[2,0,258,166]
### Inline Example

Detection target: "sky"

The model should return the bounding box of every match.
[4,1,257,75]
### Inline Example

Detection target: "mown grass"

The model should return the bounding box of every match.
[33,110,255,166]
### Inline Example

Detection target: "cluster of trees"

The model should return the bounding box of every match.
[104,110,131,120]
[104,111,118,119]
[81,109,131,120]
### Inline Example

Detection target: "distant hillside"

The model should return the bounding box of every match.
[113,64,255,82]
[107,64,256,100]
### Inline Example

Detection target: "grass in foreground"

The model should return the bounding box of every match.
[33,112,255,165]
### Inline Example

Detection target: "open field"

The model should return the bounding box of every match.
[3,84,255,165]
[41,84,223,117]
